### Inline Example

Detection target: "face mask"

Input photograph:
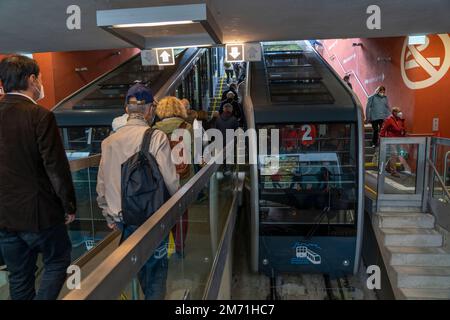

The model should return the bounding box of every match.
[397,112,403,119]
[34,81,45,101]
[378,92,385,97]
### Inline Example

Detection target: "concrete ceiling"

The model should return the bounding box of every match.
[0,0,449,53]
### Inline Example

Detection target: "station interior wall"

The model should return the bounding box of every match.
[320,34,450,138]
[0,48,140,109]
[2,35,450,138]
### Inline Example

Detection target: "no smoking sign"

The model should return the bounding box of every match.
[401,34,450,90]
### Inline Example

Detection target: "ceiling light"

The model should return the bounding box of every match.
[112,20,195,28]
[408,35,426,45]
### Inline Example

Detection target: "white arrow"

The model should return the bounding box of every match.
[230,46,241,59]
[160,50,171,63]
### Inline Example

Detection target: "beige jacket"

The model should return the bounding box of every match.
[96,118,180,224]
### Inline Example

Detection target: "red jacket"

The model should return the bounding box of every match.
[380,115,406,137]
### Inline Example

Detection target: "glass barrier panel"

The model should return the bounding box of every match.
[69,165,111,262]
[381,143,418,195]
[117,165,238,300]
[432,143,450,203]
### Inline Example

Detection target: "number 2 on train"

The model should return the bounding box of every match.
[301,124,316,146]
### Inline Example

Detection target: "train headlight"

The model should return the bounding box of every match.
[343,260,350,266]
[262,259,269,265]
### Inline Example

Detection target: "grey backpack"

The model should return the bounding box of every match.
[121,128,170,226]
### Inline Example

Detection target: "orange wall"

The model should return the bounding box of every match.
[1,48,140,109]
[50,48,140,104]
[321,34,450,138]
[33,53,56,108]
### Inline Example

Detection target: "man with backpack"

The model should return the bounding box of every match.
[96,83,179,300]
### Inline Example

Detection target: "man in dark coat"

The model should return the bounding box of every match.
[0,55,76,300]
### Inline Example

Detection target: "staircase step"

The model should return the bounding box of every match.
[381,228,443,247]
[394,266,450,289]
[377,212,435,229]
[379,207,423,213]
[387,246,450,267]
[400,288,450,300]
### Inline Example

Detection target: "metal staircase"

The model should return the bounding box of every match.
[364,125,377,169]
[208,76,227,116]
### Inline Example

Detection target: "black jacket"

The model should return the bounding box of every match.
[215,112,239,145]
[0,94,76,232]
[219,99,243,119]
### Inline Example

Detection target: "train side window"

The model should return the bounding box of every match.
[257,122,358,227]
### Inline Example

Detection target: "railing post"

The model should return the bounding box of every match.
[430,138,437,203]
[422,137,431,213]
[209,172,219,255]
[131,278,139,300]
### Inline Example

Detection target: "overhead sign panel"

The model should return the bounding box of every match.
[226,44,244,62]
[141,48,175,66]
[156,48,175,66]
[244,42,262,61]
[141,50,157,66]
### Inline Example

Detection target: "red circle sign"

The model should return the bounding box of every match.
[300,124,316,146]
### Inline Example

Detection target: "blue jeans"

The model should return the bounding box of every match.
[117,223,169,300]
[0,223,72,300]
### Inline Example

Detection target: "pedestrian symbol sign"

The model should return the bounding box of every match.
[401,34,450,90]
[244,43,262,61]
[226,44,244,62]
[156,48,175,66]
[141,50,157,66]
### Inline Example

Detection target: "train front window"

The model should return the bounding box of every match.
[258,123,358,233]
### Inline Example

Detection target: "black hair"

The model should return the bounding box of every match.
[0,55,40,93]
[343,75,350,81]
[223,103,234,110]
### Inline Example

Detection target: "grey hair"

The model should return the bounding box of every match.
[127,103,152,114]
[226,91,235,99]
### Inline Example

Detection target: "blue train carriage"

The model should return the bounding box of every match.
[243,41,365,278]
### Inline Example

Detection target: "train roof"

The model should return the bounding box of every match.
[250,43,361,124]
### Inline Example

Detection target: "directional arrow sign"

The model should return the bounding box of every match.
[226,44,244,62]
[230,47,241,59]
[160,51,171,63]
[156,48,175,66]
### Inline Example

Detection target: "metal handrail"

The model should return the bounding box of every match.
[433,137,450,147]
[63,144,230,300]
[428,158,450,200]
[71,230,121,269]
[321,41,369,98]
